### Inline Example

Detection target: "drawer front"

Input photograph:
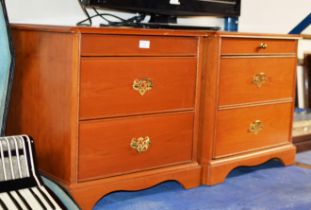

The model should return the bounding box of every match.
[219,57,296,106]
[221,38,297,55]
[78,112,194,181]
[214,103,292,158]
[80,57,197,119]
[81,35,198,56]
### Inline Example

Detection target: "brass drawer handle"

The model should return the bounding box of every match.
[248,120,264,134]
[252,72,267,88]
[259,42,268,49]
[132,78,153,96]
[130,136,151,153]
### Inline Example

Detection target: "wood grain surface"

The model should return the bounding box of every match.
[6,29,80,184]
[81,34,198,56]
[79,112,194,181]
[218,57,296,105]
[221,38,297,55]
[214,103,293,158]
[80,57,197,119]
[7,24,299,209]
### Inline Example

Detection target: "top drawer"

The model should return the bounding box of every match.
[81,35,198,56]
[221,38,297,55]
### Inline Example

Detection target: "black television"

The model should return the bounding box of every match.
[80,0,241,29]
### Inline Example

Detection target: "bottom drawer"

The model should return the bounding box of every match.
[78,112,194,181]
[214,103,292,158]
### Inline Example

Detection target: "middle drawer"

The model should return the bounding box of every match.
[219,57,296,106]
[80,57,197,119]
[78,112,194,181]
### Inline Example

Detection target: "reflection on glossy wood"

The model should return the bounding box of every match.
[6,29,80,184]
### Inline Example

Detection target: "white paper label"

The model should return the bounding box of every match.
[170,0,181,5]
[139,40,150,49]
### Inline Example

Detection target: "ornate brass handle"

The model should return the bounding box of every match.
[130,136,151,153]
[132,78,153,96]
[248,120,264,134]
[259,42,268,49]
[252,72,267,88]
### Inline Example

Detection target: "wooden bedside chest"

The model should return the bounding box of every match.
[6,24,299,209]
[6,25,206,209]
[200,32,299,185]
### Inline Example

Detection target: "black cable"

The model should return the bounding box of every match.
[92,7,127,23]
[76,5,146,27]
[77,12,125,26]
[77,0,92,26]
[126,14,146,24]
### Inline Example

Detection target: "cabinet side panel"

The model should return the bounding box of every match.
[288,40,298,143]
[6,29,79,184]
[199,36,221,164]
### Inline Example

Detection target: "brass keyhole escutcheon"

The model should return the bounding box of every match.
[248,120,264,135]
[132,78,153,96]
[130,136,151,153]
[252,72,267,88]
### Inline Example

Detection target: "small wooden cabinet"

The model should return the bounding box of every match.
[6,25,299,209]
[7,25,205,210]
[200,33,298,185]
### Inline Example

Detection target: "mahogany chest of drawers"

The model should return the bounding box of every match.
[6,25,299,209]
[6,25,206,209]
[200,32,299,185]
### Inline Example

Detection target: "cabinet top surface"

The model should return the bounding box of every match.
[11,24,300,40]
[11,24,208,37]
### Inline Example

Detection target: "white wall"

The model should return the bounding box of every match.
[239,0,311,34]
[298,39,311,59]
[5,0,311,34]
[6,0,84,25]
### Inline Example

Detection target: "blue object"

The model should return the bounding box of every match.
[295,107,307,113]
[0,0,14,136]
[289,12,311,34]
[95,159,311,210]
[296,150,311,165]
[224,17,239,31]
[42,176,80,210]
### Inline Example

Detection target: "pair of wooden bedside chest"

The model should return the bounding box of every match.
[6,25,299,209]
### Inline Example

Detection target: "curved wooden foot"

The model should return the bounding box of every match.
[202,144,296,186]
[68,163,201,210]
